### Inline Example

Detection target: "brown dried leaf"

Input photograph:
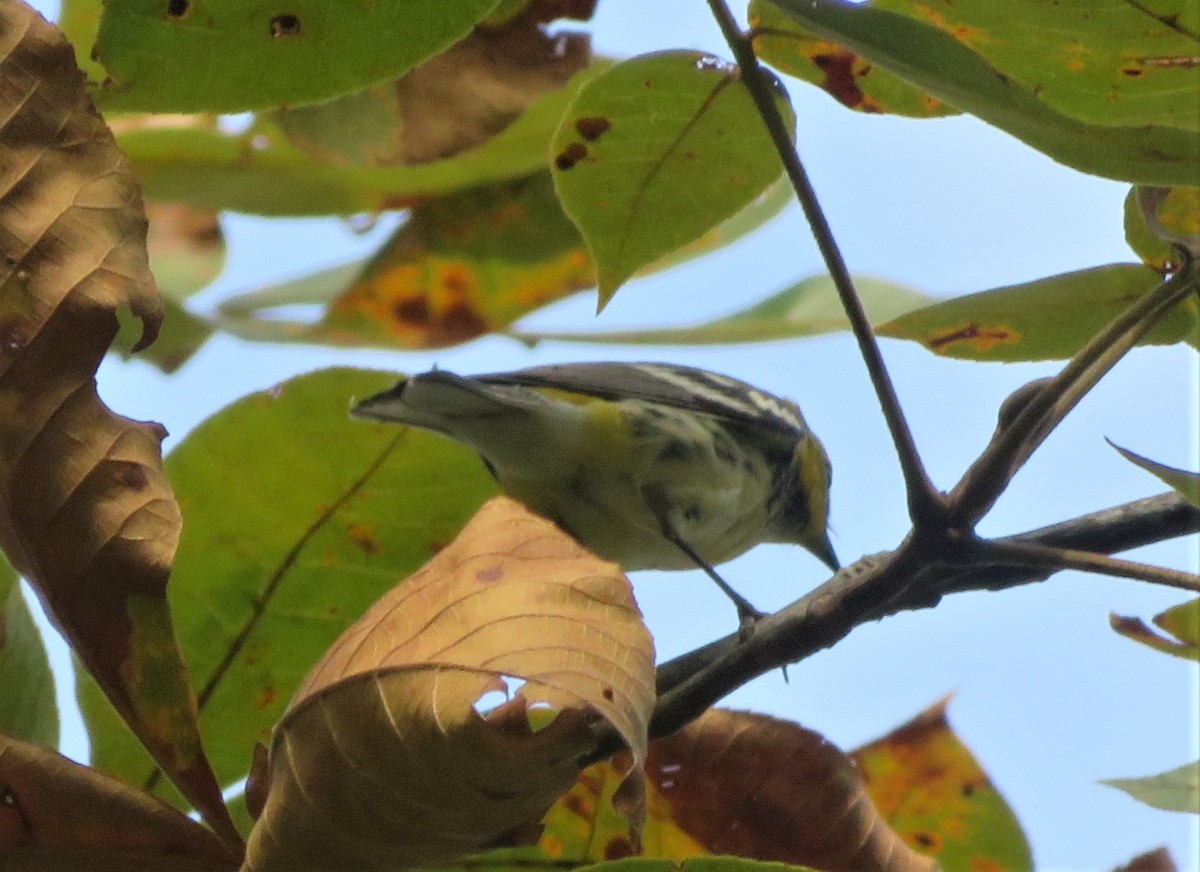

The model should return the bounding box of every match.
[0,2,235,845]
[0,732,237,870]
[275,4,592,166]
[1114,847,1178,872]
[638,709,937,871]
[244,496,655,872]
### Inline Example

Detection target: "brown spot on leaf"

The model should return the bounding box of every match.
[1122,65,1145,77]
[256,686,278,709]
[928,322,1018,352]
[269,14,302,37]
[165,0,190,18]
[476,565,504,583]
[604,836,636,860]
[574,116,610,141]
[812,50,865,109]
[601,686,614,701]
[555,141,588,170]
[913,831,941,850]
[393,296,431,325]
[438,299,488,343]
[346,521,380,555]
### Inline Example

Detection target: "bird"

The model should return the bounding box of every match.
[351,361,837,625]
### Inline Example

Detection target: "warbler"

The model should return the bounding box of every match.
[351,362,837,623]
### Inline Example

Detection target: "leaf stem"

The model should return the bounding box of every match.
[705,0,945,527]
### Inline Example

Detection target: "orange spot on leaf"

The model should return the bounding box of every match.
[928,322,1018,352]
[346,521,380,555]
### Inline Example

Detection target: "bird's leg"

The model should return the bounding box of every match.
[659,523,765,636]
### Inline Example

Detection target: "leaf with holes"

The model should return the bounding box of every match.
[0,3,236,845]
[92,0,499,113]
[243,497,655,871]
[78,368,501,805]
[551,50,793,307]
[0,732,238,871]
[877,264,1200,360]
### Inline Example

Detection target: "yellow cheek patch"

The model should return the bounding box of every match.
[797,436,831,531]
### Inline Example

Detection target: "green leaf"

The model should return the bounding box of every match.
[92,0,499,112]
[215,175,793,350]
[79,368,499,796]
[1103,760,1200,814]
[516,274,932,345]
[876,264,1200,361]
[764,0,1200,185]
[1111,598,1200,661]
[1108,442,1200,509]
[117,63,605,216]
[551,50,793,306]
[749,0,958,117]
[0,556,59,748]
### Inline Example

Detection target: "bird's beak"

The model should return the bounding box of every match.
[809,532,840,573]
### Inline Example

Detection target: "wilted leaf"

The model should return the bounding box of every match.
[750,0,957,117]
[0,732,237,871]
[764,0,1200,185]
[1111,598,1200,661]
[91,1,499,113]
[0,3,236,844]
[850,698,1033,871]
[1103,760,1200,814]
[0,557,57,747]
[275,4,591,166]
[517,273,932,345]
[243,497,655,872]
[116,64,605,217]
[78,368,502,804]
[113,297,214,374]
[1114,847,1180,872]
[1108,443,1200,509]
[534,709,936,870]
[877,264,1200,360]
[551,50,792,306]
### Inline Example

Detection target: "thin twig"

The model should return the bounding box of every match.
[976,538,1200,593]
[705,0,945,528]
[951,249,1198,526]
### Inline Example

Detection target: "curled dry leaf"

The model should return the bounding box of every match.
[244,496,655,872]
[276,3,592,166]
[0,2,236,845]
[0,732,237,871]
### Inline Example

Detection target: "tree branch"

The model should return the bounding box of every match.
[705,0,944,527]
[584,491,1199,761]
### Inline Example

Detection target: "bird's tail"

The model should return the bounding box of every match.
[351,370,542,437]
